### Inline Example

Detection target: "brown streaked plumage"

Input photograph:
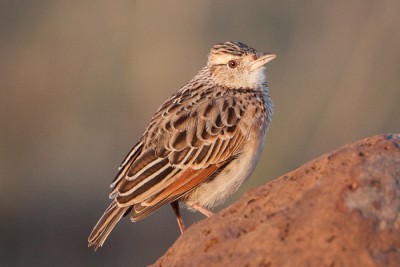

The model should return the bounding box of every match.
[88,41,276,250]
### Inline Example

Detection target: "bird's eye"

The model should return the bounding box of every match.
[227,60,238,68]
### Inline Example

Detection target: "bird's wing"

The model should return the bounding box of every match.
[110,92,252,220]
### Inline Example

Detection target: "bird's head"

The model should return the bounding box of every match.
[207,41,276,89]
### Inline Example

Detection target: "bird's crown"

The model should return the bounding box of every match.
[209,41,258,57]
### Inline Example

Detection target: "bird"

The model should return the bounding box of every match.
[88,41,276,250]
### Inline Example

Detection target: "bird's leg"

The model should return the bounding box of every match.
[190,203,215,217]
[170,201,185,234]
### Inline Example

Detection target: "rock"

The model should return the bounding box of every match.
[152,134,400,267]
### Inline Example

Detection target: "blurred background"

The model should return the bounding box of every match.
[1,1,400,266]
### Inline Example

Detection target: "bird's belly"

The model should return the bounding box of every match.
[184,127,267,209]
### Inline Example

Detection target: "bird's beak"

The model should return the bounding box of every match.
[250,53,276,72]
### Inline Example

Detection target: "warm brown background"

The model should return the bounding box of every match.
[1,1,400,266]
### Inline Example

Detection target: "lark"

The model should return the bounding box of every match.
[88,41,276,250]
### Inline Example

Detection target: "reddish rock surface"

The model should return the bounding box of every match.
[152,134,400,267]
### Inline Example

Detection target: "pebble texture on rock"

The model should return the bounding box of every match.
[152,134,400,267]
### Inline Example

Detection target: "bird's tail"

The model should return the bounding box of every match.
[88,201,129,250]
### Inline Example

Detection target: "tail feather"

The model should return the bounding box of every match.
[88,201,129,250]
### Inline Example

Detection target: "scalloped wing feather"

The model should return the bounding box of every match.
[110,92,252,220]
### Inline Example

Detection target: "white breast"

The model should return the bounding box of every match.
[184,122,268,209]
